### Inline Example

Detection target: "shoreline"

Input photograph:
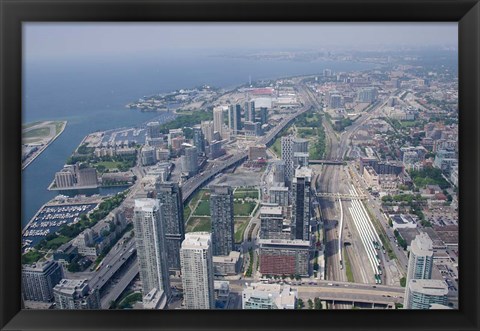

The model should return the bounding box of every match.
[22,121,68,171]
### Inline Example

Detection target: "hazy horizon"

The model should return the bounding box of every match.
[24,23,457,62]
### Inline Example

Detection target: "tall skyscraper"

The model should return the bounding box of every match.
[53,279,100,309]
[213,106,224,138]
[293,152,309,168]
[292,167,312,241]
[292,138,309,154]
[281,135,294,184]
[406,233,434,284]
[133,199,171,299]
[281,136,309,184]
[272,160,286,185]
[22,260,64,302]
[245,100,255,122]
[181,146,198,177]
[404,279,448,309]
[259,107,268,125]
[192,125,205,154]
[155,181,185,273]
[180,232,215,309]
[210,185,234,256]
[201,120,215,143]
[228,104,242,134]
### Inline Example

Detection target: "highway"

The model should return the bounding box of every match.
[89,238,136,292]
[226,278,404,306]
[100,261,139,308]
[181,101,313,203]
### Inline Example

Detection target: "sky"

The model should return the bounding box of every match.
[24,23,457,61]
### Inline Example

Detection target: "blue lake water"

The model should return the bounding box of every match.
[22,53,375,227]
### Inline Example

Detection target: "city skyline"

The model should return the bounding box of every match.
[20,23,458,311]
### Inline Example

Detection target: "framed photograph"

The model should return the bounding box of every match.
[1,0,479,330]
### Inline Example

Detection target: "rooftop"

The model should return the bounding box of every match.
[408,279,448,296]
[182,232,211,249]
[260,205,283,216]
[134,198,158,211]
[410,232,434,257]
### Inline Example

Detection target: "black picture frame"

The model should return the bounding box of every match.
[1,0,479,330]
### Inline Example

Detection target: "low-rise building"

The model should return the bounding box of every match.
[248,144,267,161]
[242,282,297,309]
[214,280,230,300]
[259,239,310,276]
[143,288,167,309]
[390,214,417,230]
[212,251,242,276]
[53,279,100,309]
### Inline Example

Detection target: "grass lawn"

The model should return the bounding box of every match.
[189,189,207,206]
[343,250,354,282]
[55,121,66,135]
[22,121,43,130]
[186,217,211,232]
[234,201,256,216]
[297,127,316,139]
[118,292,142,309]
[44,235,71,250]
[193,200,210,216]
[23,127,51,139]
[271,137,282,156]
[234,217,250,243]
[94,161,123,170]
[233,190,258,199]
[183,204,192,220]
[22,250,45,265]
[400,120,419,128]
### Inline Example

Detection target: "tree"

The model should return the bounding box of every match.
[67,260,81,272]
[400,277,406,287]
[296,298,304,309]
[314,297,322,309]
[308,299,314,310]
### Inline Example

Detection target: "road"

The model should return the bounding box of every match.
[100,261,139,308]
[89,238,136,290]
[181,101,313,203]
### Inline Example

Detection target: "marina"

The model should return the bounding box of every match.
[22,199,100,250]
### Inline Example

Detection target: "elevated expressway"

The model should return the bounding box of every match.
[181,101,313,203]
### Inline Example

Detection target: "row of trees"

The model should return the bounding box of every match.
[409,167,450,190]
[296,298,323,309]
